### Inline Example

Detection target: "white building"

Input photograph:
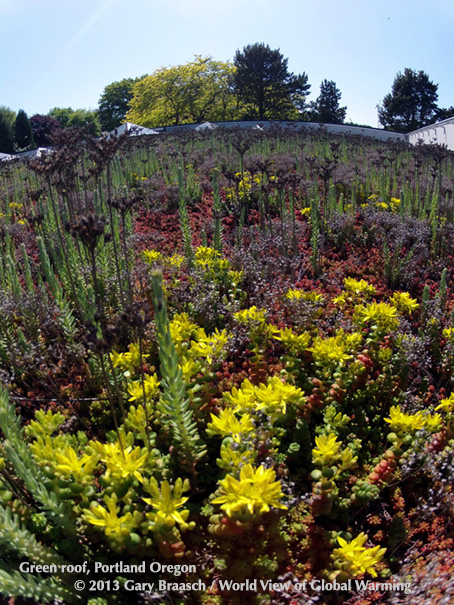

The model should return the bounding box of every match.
[407,116,454,150]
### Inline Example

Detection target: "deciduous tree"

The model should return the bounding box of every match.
[127,57,236,128]
[48,107,101,136]
[233,43,310,120]
[30,114,62,146]
[98,77,143,131]
[378,68,439,133]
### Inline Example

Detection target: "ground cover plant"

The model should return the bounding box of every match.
[0,126,454,604]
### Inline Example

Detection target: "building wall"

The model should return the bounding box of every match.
[161,120,406,143]
[407,118,454,150]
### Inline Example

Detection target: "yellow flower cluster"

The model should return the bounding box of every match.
[212,464,287,517]
[234,306,267,324]
[308,330,363,367]
[54,446,98,483]
[207,409,254,442]
[390,197,401,212]
[127,374,160,402]
[91,440,151,483]
[436,393,454,412]
[142,249,185,269]
[143,477,194,531]
[384,405,442,434]
[312,433,357,470]
[353,301,399,332]
[169,311,230,368]
[344,278,376,296]
[188,328,230,364]
[286,289,323,302]
[273,327,311,353]
[333,278,376,306]
[142,249,162,264]
[389,292,419,314]
[83,493,138,538]
[332,533,386,578]
[216,444,257,470]
[224,171,262,202]
[224,376,303,417]
[111,343,149,375]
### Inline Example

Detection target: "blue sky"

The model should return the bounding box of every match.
[1,0,453,127]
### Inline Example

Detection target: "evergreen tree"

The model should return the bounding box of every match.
[311,80,346,124]
[378,68,439,133]
[0,113,14,154]
[14,109,35,150]
[233,43,310,120]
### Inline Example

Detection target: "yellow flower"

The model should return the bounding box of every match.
[234,306,267,324]
[343,278,376,296]
[286,289,323,302]
[332,533,386,578]
[142,250,162,264]
[143,477,193,530]
[194,246,221,269]
[167,253,185,268]
[54,446,97,481]
[384,406,425,434]
[212,464,287,517]
[390,197,401,212]
[424,413,442,431]
[127,374,160,402]
[353,301,399,332]
[273,327,311,353]
[301,207,311,216]
[390,292,419,314]
[217,444,257,470]
[188,328,230,363]
[312,433,341,467]
[308,332,354,366]
[253,376,303,415]
[224,377,302,416]
[83,494,135,537]
[111,343,149,374]
[169,313,199,355]
[443,327,454,341]
[96,441,150,483]
[207,409,254,442]
[223,382,256,410]
[436,393,454,412]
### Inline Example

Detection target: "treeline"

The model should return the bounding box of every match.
[1,42,453,154]
[0,107,100,154]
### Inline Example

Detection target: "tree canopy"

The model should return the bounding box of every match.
[48,107,101,136]
[378,68,439,133]
[98,77,143,131]
[30,114,62,147]
[127,57,237,128]
[310,80,346,124]
[233,43,310,120]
